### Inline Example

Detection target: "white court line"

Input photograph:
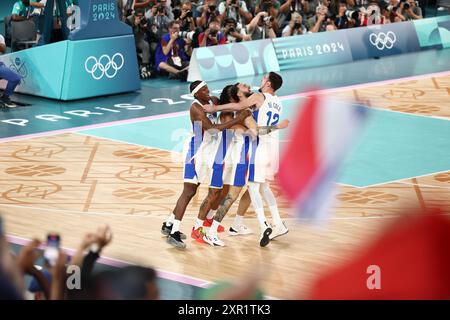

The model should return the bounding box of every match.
[343,169,450,188]
[397,181,450,189]
[2,69,449,144]
[1,202,449,221]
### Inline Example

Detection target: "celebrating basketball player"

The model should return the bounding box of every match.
[162,80,251,249]
[203,72,288,247]
[203,81,289,246]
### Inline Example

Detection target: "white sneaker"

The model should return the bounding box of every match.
[203,234,225,247]
[228,224,253,236]
[269,221,289,240]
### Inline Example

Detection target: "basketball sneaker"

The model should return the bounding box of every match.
[269,222,289,240]
[167,231,186,249]
[203,218,225,232]
[203,234,225,247]
[191,227,207,244]
[259,226,272,247]
[228,224,252,236]
[1,96,16,108]
[161,222,186,239]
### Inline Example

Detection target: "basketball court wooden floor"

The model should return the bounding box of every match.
[1,73,449,299]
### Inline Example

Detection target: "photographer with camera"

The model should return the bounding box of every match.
[177,1,197,32]
[197,0,222,29]
[307,4,328,32]
[402,0,422,19]
[278,0,308,30]
[146,0,175,20]
[155,21,190,81]
[218,0,252,24]
[117,0,136,22]
[246,11,277,40]
[360,1,386,25]
[127,9,152,79]
[223,17,251,42]
[255,0,280,18]
[334,1,349,29]
[147,3,172,37]
[282,11,307,36]
[198,19,227,46]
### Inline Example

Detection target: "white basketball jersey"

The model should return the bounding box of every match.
[191,99,223,167]
[253,93,282,140]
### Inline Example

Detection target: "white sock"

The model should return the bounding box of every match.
[269,205,282,226]
[206,209,216,220]
[209,220,220,237]
[255,208,267,231]
[194,218,204,230]
[166,213,175,226]
[170,220,181,234]
[233,215,243,228]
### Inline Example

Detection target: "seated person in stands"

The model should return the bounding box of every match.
[154,21,190,81]
[11,0,44,21]
[0,34,22,108]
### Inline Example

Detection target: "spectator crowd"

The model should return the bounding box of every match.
[3,0,428,81]
[119,0,426,80]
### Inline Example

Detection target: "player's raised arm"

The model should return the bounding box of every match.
[191,104,251,132]
[203,93,265,113]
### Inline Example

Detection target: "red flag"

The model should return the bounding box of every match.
[309,208,450,299]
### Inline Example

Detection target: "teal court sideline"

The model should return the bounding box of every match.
[80,96,450,188]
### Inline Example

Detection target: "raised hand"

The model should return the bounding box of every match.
[276,119,290,130]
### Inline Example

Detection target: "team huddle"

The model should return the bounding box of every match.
[161,72,289,249]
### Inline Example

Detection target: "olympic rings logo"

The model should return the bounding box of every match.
[369,31,396,50]
[84,53,125,80]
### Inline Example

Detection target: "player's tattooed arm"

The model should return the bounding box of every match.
[258,119,290,135]
[192,104,251,132]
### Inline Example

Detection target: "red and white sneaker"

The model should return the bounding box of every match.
[203,234,225,247]
[191,227,207,244]
[203,218,225,232]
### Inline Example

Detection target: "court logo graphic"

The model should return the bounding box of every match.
[9,57,28,83]
[84,53,124,80]
[369,31,396,50]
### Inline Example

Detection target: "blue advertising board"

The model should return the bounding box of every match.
[0,0,140,100]
[272,29,353,70]
[69,0,132,40]
[188,39,279,82]
[0,41,68,99]
[62,35,140,100]
[190,15,450,82]
[347,21,421,60]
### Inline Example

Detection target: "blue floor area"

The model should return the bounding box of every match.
[81,97,450,188]
[1,48,450,139]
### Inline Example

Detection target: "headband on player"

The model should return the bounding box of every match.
[191,81,206,96]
